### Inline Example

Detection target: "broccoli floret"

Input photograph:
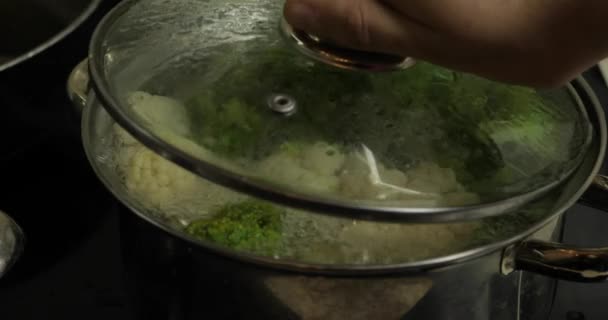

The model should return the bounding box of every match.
[185,200,284,254]
[186,91,265,158]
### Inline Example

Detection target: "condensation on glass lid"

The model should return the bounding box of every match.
[118,53,590,220]
[123,93,482,209]
[90,0,592,221]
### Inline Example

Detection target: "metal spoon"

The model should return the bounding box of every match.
[0,210,24,278]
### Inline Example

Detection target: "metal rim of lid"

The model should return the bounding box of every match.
[86,0,594,223]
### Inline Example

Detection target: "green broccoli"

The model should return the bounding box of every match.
[183,42,374,159]
[181,41,585,200]
[187,91,265,158]
[185,200,284,255]
[382,62,586,197]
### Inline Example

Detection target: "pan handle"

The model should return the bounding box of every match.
[502,240,608,282]
[502,176,608,282]
[66,58,90,116]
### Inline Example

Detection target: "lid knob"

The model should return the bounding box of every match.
[280,17,415,72]
[267,93,297,115]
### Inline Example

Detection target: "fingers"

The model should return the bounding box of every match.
[281,0,585,88]
[282,0,477,77]
[283,0,434,57]
[380,0,483,31]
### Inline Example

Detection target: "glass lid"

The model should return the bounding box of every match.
[89,0,593,222]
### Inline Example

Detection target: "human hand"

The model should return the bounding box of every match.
[284,0,608,87]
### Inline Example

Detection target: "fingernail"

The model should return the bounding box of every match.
[285,2,317,30]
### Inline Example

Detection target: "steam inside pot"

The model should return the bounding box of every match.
[96,0,591,227]
[89,0,589,264]
[104,91,555,265]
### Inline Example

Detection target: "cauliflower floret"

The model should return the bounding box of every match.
[338,153,479,206]
[256,146,341,194]
[128,91,190,137]
[111,102,204,209]
[114,121,248,216]
[406,162,462,194]
[116,137,245,221]
[123,146,199,208]
[405,162,480,206]
[121,91,240,173]
[300,142,345,176]
[338,153,411,200]
[114,90,245,219]
[254,141,346,194]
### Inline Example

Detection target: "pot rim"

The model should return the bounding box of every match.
[0,0,102,73]
[82,0,607,275]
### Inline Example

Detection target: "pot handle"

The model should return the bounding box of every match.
[66,58,90,115]
[0,210,24,279]
[503,240,608,283]
[502,175,608,282]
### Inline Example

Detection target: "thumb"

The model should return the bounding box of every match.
[283,0,431,57]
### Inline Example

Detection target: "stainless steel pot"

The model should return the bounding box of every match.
[116,203,563,320]
[69,72,607,319]
[66,0,608,318]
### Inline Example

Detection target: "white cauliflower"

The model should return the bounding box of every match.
[401,162,480,206]
[114,128,244,221]
[121,146,198,206]
[113,91,198,203]
[128,91,190,137]
[108,90,482,266]
[338,152,413,201]
[337,148,479,206]
[406,162,463,194]
[299,142,345,176]
[113,91,242,221]
[255,142,345,194]
[253,140,479,207]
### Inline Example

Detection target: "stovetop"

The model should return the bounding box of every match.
[0,16,607,319]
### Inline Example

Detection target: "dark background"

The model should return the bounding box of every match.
[0,0,607,318]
